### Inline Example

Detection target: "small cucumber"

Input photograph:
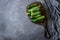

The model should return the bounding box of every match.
[31,11,41,16]
[28,6,40,12]
[28,4,37,9]
[30,15,41,18]
[32,16,45,22]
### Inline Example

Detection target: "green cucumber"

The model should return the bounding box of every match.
[31,11,41,16]
[28,6,40,11]
[28,4,37,9]
[32,16,45,22]
[30,15,41,18]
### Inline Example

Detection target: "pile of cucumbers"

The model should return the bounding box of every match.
[27,3,45,23]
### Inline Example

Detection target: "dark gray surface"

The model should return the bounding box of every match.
[0,0,48,40]
[0,0,60,40]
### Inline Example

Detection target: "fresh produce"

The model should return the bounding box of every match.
[27,3,45,22]
[32,16,45,22]
[28,4,37,9]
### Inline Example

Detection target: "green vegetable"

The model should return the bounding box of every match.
[31,11,41,16]
[32,7,40,11]
[32,16,45,22]
[28,6,40,11]
[28,4,37,9]
[27,3,45,23]
[30,15,41,18]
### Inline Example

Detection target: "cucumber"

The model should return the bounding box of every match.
[30,15,41,18]
[28,6,40,12]
[32,16,45,22]
[28,4,37,9]
[31,11,41,16]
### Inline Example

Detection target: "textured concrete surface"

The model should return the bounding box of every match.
[0,0,48,40]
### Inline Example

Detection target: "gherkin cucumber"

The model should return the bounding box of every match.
[31,11,41,16]
[31,5,41,11]
[28,6,40,12]
[28,4,37,9]
[30,15,41,18]
[32,16,45,22]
